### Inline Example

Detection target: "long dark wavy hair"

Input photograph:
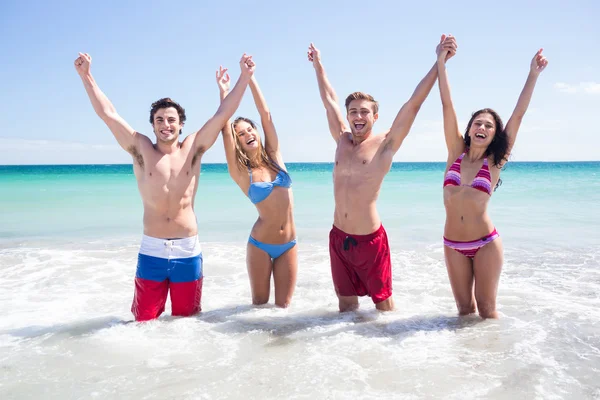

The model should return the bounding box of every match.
[231,117,285,176]
[463,108,509,190]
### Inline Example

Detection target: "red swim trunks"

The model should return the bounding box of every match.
[328,224,392,303]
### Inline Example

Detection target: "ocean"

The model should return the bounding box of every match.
[0,162,599,399]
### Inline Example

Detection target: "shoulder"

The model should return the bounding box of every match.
[129,132,153,153]
[336,131,352,147]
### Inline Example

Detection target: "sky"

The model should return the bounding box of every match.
[1,0,598,164]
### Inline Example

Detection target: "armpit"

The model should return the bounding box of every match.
[191,146,205,167]
[127,145,144,168]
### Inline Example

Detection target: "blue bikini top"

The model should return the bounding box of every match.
[247,164,292,204]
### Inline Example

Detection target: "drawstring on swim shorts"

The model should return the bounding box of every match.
[343,236,358,251]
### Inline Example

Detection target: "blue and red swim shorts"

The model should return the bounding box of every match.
[131,235,203,321]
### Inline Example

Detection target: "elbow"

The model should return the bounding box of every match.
[441,100,453,110]
[98,110,116,122]
[259,110,272,120]
[404,101,421,115]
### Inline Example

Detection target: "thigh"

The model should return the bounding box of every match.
[473,237,503,318]
[365,232,392,305]
[247,242,273,305]
[170,278,203,317]
[131,277,169,321]
[272,244,298,308]
[329,235,365,298]
[444,245,476,314]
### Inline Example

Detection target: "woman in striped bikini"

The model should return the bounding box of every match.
[436,38,548,318]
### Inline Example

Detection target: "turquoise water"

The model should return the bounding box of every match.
[1,162,599,399]
[1,162,599,247]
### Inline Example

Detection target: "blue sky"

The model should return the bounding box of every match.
[1,0,598,164]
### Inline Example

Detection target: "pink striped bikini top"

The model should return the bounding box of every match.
[443,151,492,196]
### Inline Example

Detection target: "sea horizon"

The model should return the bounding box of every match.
[2,160,600,167]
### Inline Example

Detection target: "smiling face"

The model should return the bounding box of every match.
[467,112,496,148]
[233,119,260,154]
[346,99,378,138]
[344,92,379,140]
[152,107,183,143]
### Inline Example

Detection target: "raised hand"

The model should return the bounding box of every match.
[216,66,230,93]
[307,43,321,66]
[436,35,457,63]
[240,54,255,77]
[74,52,92,75]
[530,49,548,75]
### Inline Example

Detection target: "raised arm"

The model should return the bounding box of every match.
[216,67,244,184]
[248,76,281,162]
[381,35,458,155]
[190,54,255,154]
[308,43,347,143]
[74,53,140,154]
[435,35,464,156]
[504,49,548,155]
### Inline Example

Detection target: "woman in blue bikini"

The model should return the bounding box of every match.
[216,59,297,308]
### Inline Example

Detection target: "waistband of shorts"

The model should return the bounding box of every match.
[331,224,385,242]
[141,234,199,247]
[140,234,202,258]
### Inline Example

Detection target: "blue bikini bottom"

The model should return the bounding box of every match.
[248,236,297,259]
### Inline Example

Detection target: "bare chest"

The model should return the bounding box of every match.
[135,149,200,195]
[333,138,385,182]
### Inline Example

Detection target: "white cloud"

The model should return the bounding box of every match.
[584,82,600,94]
[554,82,600,94]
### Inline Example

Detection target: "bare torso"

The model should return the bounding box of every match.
[238,164,295,244]
[333,132,392,235]
[443,149,501,241]
[131,134,203,239]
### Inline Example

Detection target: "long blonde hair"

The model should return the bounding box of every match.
[231,117,280,173]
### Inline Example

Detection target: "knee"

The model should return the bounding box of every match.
[477,301,498,319]
[339,302,359,312]
[375,297,394,312]
[456,303,476,316]
[252,297,269,306]
[275,300,290,308]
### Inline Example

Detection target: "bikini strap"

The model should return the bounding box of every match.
[247,165,253,183]
[270,159,284,173]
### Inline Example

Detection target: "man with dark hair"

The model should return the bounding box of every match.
[74,52,255,321]
[308,37,457,312]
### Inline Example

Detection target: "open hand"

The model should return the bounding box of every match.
[216,66,230,93]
